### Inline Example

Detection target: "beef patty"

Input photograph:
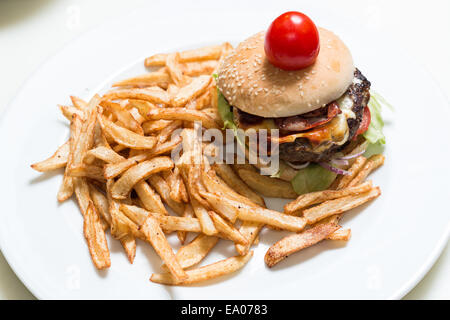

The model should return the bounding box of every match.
[232,69,371,163]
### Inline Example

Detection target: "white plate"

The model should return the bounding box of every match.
[0,1,449,299]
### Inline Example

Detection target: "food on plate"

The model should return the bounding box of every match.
[215,11,387,196]
[265,223,339,267]
[31,10,388,284]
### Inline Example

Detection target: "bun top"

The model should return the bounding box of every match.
[216,28,355,117]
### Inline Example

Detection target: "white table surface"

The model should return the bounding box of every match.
[0,0,448,300]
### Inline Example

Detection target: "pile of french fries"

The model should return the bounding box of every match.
[31,43,384,285]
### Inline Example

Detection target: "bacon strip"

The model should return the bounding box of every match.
[274,103,341,132]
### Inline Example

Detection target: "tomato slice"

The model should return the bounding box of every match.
[354,106,371,139]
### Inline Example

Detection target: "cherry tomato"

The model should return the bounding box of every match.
[264,11,320,70]
[354,106,371,138]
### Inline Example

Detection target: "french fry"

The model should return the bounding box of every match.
[112,71,171,88]
[148,174,185,216]
[171,75,212,108]
[147,107,218,129]
[74,177,91,215]
[166,53,189,87]
[111,156,174,199]
[129,107,146,125]
[101,100,144,135]
[189,197,217,236]
[327,228,351,241]
[151,251,253,285]
[68,95,101,172]
[181,60,218,77]
[212,164,265,206]
[57,115,83,202]
[59,104,84,121]
[235,221,264,256]
[102,87,170,105]
[120,235,137,264]
[134,181,168,215]
[119,204,153,226]
[157,120,181,144]
[140,216,187,282]
[201,170,258,208]
[208,211,247,245]
[177,203,194,244]
[69,164,106,182]
[145,44,224,67]
[162,234,218,271]
[110,203,141,240]
[192,91,212,110]
[84,146,124,165]
[90,185,112,226]
[333,156,367,189]
[31,141,70,172]
[106,180,138,262]
[303,187,381,224]
[158,215,202,233]
[197,190,238,222]
[265,223,340,267]
[284,180,373,214]
[83,201,111,269]
[347,154,385,187]
[162,168,185,203]
[100,116,156,150]
[127,99,157,117]
[70,96,88,109]
[237,169,298,199]
[104,153,147,179]
[236,202,306,232]
[200,189,306,232]
[142,120,172,134]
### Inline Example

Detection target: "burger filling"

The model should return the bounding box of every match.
[231,69,371,163]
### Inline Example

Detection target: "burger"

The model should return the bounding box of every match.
[216,28,371,166]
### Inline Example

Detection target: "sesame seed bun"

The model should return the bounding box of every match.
[216,28,355,118]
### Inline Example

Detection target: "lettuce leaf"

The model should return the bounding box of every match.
[290,164,337,195]
[363,93,386,145]
[214,75,246,147]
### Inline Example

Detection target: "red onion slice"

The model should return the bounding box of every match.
[286,161,310,170]
[319,162,351,175]
[337,149,366,160]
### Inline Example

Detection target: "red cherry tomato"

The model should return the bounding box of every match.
[354,106,371,138]
[264,11,320,70]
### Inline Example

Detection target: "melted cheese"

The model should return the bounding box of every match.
[239,93,356,151]
[273,113,349,149]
